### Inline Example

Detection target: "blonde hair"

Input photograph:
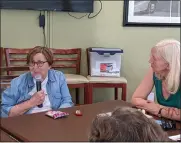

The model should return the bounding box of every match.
[155,39,180,94]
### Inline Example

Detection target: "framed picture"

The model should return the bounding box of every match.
[123,0,180,27]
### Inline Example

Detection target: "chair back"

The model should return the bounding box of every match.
[51,48,81,74]
[4,48,82,75]
[0,48,20,87]
[0,47,3,68]
[4,48,31,75]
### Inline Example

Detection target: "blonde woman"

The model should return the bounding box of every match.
[132,39,180,121]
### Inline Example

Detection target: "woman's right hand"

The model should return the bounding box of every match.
[29,90,45,107]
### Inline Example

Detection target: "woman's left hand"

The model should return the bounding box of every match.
[136,100,160,115]
[167,107,180,118]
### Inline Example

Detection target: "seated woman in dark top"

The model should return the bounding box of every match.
[132,39,180,121]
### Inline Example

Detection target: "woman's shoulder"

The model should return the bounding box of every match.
[8,72,31,91]
[11,72,30,84]
[48,69,66,81]
[48,69,64,76]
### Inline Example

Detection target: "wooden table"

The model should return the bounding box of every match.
[0,100,180,141]
[0,129,18,142]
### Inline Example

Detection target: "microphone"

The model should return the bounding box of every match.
[35,74,43,108]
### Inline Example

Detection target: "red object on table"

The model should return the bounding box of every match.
[75,110,82,116]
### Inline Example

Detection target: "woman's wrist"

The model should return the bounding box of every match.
[26,99,35,109]
[158,105,167,117]
[161,108,167,118]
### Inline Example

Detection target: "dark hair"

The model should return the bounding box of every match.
[27,46,54,66]
[89,107,170,142]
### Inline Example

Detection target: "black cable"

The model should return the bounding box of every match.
[68,12,88,19]
[43,27,47,47]
[42,11,47,47]
[68,0,102,19]
[88,0,102,19]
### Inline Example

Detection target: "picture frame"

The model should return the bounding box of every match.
[123,0,180,27]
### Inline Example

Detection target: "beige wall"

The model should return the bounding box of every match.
[1,1,180,103]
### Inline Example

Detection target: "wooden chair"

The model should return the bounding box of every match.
[0,47,3,68]
[4,47,89,104]
[0,67,29,90]
[86,48,127,104]
[4,48,31,75]
[1,48,14,88]
[2,48,30,90]
[0,47,10,90]
[50,48,89,105]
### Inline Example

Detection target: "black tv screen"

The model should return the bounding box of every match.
[0,0,94,13]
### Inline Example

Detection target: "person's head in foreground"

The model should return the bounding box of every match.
[89,107,170,142]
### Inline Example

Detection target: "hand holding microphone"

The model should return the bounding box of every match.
[29,74,45,108]
[35,74,43,108]
[30,91,45,108]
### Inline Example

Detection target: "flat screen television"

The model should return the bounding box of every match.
[0,0,94,13]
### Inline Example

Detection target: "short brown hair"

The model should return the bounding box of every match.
[27,46,54,66]
[89,107,170,142]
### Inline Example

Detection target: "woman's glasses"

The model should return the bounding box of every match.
[29,61,47,67]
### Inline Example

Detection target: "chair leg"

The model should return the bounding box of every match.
[84,83,89,104]
[75,88,79,104]
[114,88,118,100]
[87,83,93,104]
[122,84,127,101]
